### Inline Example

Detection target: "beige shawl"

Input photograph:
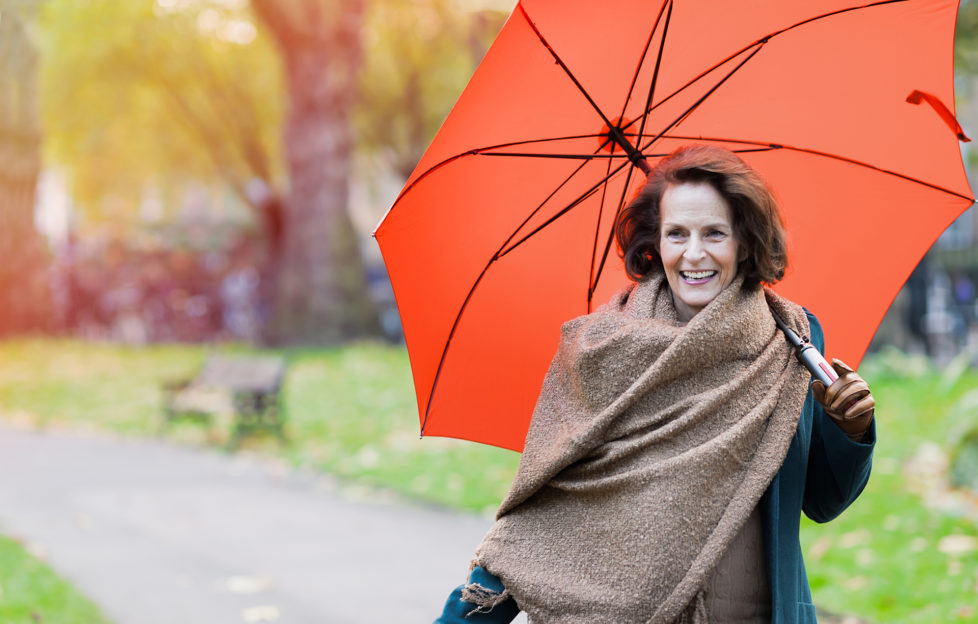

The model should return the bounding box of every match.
[471,274,811,623]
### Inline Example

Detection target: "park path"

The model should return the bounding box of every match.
[0,423,520,624]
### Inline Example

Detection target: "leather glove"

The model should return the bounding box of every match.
[811,359,875,442]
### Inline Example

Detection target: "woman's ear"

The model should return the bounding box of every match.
[737,244,748,263]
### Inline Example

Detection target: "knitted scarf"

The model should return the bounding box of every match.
[470,274,812,623]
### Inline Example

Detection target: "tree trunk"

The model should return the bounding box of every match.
[0,1,51,335]
[251,0,381,344]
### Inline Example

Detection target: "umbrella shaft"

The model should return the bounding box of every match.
[606,126,651,175]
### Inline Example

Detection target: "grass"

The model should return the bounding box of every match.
[0,534,112,623]
[798,348,978,623]
[0,338,976,622]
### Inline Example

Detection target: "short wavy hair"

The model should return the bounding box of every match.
[615,144,788,290]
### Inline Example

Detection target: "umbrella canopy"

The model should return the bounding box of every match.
[375,0,974,451]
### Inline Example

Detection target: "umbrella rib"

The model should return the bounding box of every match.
[517,2,650,171]
[618,0,671,122]
[418,259,493,439]
[517,3,616,138]
[480,152,631,160]
[590,165,639,305]
[649,133,973,202]
[639,45,765,154]
[620,0,908,142]
[383,133,617,219]
[498,164,629,259]
[419,157,602,435]
[634,0,673,146]
[589,155,617,306]
[787,154,973,201]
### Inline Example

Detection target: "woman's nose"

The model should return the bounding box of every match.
[683,236,706,260]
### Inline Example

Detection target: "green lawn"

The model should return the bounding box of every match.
[799,349,978,623]
[0,338,976,622]
[0,534,112,623]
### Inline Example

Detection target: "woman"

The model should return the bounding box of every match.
[436,145,876,624]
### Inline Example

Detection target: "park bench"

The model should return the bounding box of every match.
[161,354,287,448]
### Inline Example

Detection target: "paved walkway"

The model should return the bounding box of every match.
[0,424,519,624]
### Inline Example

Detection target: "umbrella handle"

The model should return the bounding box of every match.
[770,309,839,387]
[770,309,865,414]
[796,342,840,387]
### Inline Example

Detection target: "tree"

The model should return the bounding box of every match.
[42,0,299,342]
[0,0,51,334]
[356,0,506,180]
[251,0,381,343]
[39,0,506,344]
[41,0,285,225]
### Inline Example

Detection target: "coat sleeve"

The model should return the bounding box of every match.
[435,566,520,624]
[801,311,876,524]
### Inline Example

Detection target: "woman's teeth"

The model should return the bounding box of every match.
[681,270,717,280]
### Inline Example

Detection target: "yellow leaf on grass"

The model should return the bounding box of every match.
[937,535,978,556]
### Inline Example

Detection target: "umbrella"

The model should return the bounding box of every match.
[374,0,974,451]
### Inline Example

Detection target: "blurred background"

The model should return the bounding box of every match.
[0,1,977,622]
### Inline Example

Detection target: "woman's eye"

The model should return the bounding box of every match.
[706,230,726,240]
[665,230,684,240]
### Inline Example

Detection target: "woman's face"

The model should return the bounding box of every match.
[658,182,744,322]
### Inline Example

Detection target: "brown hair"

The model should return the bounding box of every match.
[615,144,788,290]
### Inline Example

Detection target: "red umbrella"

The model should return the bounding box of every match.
[374,0,974,451]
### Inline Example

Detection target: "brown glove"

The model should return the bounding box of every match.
[811,359,875,442]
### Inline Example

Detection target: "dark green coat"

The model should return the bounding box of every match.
[761,310,875,624]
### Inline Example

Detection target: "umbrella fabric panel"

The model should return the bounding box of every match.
[423,228,591,451]
[748,150,975,365]
[676,0,967,196]
[379,155,643,450]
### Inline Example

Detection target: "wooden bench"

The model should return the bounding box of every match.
[162,355,287,447]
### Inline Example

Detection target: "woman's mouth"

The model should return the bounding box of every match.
[680,270,717,285]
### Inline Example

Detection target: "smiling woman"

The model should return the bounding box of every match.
[615,144,789,307]
[436,144,878,624]
[657,182,745,322]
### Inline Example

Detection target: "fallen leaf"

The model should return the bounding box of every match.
[226,576,274,594]
[808,537,832,561]
[242,605,280,623]
[938,535,978,556]
[839,530,870,548]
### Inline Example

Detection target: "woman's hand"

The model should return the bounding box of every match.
[811,359,875,442]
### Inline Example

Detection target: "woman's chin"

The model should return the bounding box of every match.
[676,288,720,312]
